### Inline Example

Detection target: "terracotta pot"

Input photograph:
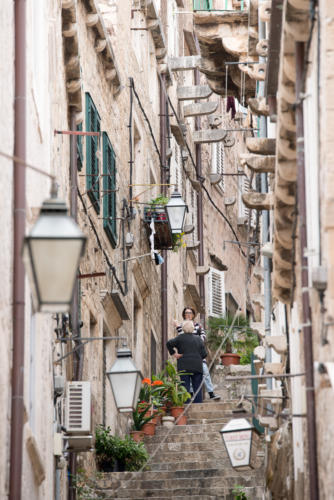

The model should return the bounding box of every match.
[151,413,161,426]
[130,430,145,442]
[220,353,241,366]
[170,406,187,425]
[142,421,156,436]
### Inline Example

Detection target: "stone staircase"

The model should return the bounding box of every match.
[93,400,266,499]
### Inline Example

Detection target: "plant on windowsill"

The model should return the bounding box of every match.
[207,314,259,366]
[144,194,169,222]
[95,425,149,472]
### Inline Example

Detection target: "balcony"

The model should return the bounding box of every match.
[193,0,258,97]
[143,206,173,250]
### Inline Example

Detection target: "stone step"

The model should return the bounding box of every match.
[100,485,265,499]
[146,439,227,454]
[153,422,234,436]
[149,456,264,472]
[145,430,223,444]
[99,473,264,492]
[186,401,235,412]
[186,410,233,420]
[187,418,229,425]
[112,496,216,500]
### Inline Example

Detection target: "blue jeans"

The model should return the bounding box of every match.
[180,372,203,403]
[203,361,214,393]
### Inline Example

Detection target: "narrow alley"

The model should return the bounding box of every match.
[0,0,333,499]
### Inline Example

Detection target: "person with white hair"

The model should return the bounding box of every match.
[166,320,207,403]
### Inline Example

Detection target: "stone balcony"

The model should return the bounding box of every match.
[193,0,258,97]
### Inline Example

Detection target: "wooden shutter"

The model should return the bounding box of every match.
[85,93,101,214]
[103,133,117,247]
[208,268,225,318]
[211,143,224,191]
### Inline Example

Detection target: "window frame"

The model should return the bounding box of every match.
[86,93,101,214]
[102,132,117,248]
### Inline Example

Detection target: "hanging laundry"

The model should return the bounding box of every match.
[226,96,236,119]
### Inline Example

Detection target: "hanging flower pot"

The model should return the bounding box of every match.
[170,406,187,425]
[220,353,241,366]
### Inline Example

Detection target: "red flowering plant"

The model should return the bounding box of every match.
[136,376,166,414]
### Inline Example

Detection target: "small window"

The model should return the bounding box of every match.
[103,133,117,247]
[211,142,224,191]
[86,93,101,214]
[208,268,225,318]
[193,0,212,10]
[77,123,83,171]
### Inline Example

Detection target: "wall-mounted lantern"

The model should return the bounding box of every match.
[106,347,143,412]
[220,418,260,470]
[22,188,86,312]
[165,189,188,234]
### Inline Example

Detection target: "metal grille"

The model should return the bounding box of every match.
[68,385,83,429]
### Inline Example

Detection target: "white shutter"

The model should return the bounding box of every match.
[208,268,225,318]
[172,139,182,193]
[238,174,250,220]
[211,143,224,191]
[65,382,91,434]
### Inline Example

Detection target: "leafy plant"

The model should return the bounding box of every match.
[149,194,168,206]
[95,425,149,471]
[232,484,248,500]
[207,314,259,365]
[172,232,186,252]
[132,405,156,431]
[163,361,191,406]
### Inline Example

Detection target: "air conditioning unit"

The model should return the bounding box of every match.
[65,435,93,453]
[65,381,91,435]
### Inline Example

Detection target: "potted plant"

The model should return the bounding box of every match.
[144,194,169,222]
[163,361,191,425]
[95,425,149,472]
[207,314,259,366]
[131,405,157,442]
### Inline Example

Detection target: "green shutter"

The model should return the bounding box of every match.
[85,93,100,214]
[193,0,212,10]
[103,132,117,248]
[77,122,83,171]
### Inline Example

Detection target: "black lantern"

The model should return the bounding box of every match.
[106,347,143,412]
[220,418,260,470]
[165,189,188,234]
[22,188,86,312]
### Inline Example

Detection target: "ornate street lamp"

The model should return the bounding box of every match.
[165,189,188,234]
[220,418,260,470]
[106,347,143,412]
[22,186,86,313]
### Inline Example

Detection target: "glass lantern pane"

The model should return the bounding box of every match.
[29,239,83,310]
[109,371,138,412]
[166,206,186,234]
[223,429,252,468]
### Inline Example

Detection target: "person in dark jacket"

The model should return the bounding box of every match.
[166,320,207,403]
[174,307,220,400]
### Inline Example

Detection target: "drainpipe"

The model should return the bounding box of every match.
[258,9,272,386]
[160,73,168,365]
[295,41,319,500]
[69,109,79,500]
[194,69,205,326]
[10,1,26,499]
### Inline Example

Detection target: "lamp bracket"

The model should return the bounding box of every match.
[54,336,127,364]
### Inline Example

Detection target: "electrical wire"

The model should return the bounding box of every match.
[77,188,126,295]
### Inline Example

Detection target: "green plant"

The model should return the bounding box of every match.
[132,405,156,431]
[207,314,259,365]
[149,194,168,206]
[95,425,149,471]
[232,484,248,500]
[172,232,186,252]
[163,361,191,406]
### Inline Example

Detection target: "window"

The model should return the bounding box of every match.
[86,93,101,214]
[238,173,250,220]
[208,268,225,317]
[171,139,182,193]
[103,133,117,247]
[193,0,213,10]
[211,142,224,191]
[77,122,83,171]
